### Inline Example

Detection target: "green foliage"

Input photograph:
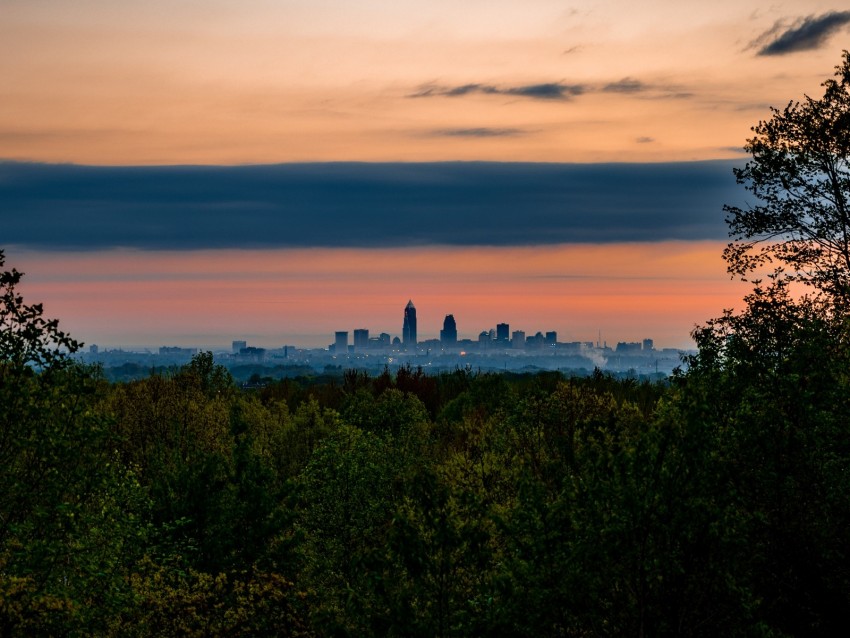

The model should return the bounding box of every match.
[377,467,496,637]
[297,424,396,634]
[0,250,148,634]
[113,558,312,637]
[681,280,850,634]
[182,350,235,398]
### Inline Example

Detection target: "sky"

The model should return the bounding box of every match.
[1,1,849,348]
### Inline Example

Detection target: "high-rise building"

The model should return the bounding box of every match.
[440,314,458,345]
[232,340,247,354]
[496,323,510,343]
[403,300,417,346]
[334,331,348,353]
[353,329,369,350]
[512,330,526,349]
[528,331,545,349]
[545,331,557,345]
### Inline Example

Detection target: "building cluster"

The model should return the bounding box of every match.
[80,300,680,379]
[328,300,657,355]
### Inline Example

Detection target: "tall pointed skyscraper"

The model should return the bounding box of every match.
[403,300,417,346]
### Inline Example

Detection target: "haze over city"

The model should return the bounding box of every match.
[2,1,848,349]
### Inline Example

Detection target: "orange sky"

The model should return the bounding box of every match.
[1,0,845,164]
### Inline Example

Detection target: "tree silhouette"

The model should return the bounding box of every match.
[724,51,850,304]
[1,249,80,370]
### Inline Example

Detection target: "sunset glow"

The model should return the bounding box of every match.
[13,243,751,349]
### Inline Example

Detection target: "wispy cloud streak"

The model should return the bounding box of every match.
[754,11,850,55]
[602,78,648,93]
[409,82,586,100]
[426,128,527,138]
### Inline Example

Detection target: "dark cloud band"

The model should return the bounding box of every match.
[0,161,742,250]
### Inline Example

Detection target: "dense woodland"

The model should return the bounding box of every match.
[4,52,850,637]
[3,262,850,636]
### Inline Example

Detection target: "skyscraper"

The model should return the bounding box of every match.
[353,328,369,350]
[512,330,526,349]
[440,314,457,345]
[496,323,509,343]
[403,300,417,346]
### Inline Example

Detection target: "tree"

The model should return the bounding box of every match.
[1,250,150,634]
[0,249,80,370]
[681,279,850,635]
[723,51,850,304]
[704,60,850,628]
[297,424,396,634]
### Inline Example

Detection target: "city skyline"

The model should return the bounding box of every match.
[326,299,644,353]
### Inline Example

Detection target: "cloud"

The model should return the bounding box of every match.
[427,128,526,138]
[503,83,585,99]
[408,77,694,104]
[409,82,586,101]
[602,77,648,93]
[0,161,743,250]
[636,137,654,144]
[755,11,850,55]
[602,78,693,100]
[719,146,751,155]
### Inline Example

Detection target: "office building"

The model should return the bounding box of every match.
[512,330,526,349]
[334,331,348,353]
[496,323,510,343]
[353,329,369,350]
[528,332,546,349]
[403,300,417,346]
[616,341,642,353]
